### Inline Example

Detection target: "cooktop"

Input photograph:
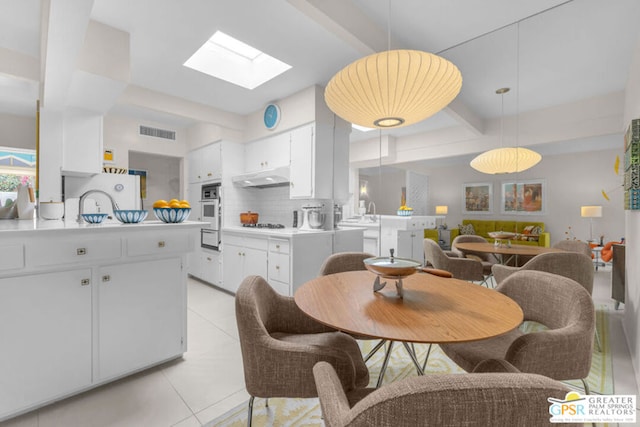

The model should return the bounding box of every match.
[242,223,285,229]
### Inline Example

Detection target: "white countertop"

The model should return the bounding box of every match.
[0,218,207,234]
[223,225,361,237]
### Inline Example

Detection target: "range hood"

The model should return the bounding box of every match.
[231,165,290,188]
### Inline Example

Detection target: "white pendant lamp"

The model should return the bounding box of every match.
[325,49,462,128]
[470,86,541,174]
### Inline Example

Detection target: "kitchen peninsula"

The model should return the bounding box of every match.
[0,219,202,421]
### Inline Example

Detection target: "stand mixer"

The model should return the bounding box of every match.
[300,204,325,230]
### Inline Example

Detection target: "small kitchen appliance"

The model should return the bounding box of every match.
[300,204,325,230]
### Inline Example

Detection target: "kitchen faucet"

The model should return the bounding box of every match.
[77,189,120,223]
[367,201,377,222]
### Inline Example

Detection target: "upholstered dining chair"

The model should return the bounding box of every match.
[553,239,592,258]
[319,251,375,276]
[451,234,497,286]
[313,360,572,427]
[318,252,387,362]
[235,275,370,426]
[440,270,595,394]
[491,251,600,351]
[423,238,486,285]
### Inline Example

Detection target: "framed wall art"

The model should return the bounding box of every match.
[462,182,493,214]
[501,179,546,214]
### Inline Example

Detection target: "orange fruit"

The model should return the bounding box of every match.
[178,202,190,209]
[153,199,169,208]
[168,199,180,205]
[179,200,190,207]
[168,201,182,208]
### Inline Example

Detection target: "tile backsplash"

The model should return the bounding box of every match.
[222,184,334,228]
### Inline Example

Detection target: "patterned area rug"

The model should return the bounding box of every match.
[207,307,612,427]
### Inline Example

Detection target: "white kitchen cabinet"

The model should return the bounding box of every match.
[222,232,268,293]
[188,246,203,280]
[200,247,221,286]
[97,257,183,380]
[188,182,203,221]
[61,109,103,175]
[268,238,290,295]
[397,230,425,263]
[289,123,347,200]
[0,222,198,421]
[0,269,92,418]
[188,142,221,183]
[380,216,436,260]
[244,132,290,172]
[333,228,365,253]
[363,228,381,256]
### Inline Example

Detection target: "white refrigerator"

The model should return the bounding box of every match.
[63,174,142,221]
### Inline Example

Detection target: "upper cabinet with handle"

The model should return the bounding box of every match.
[188,142,221,183]
[244,132,290,173]
[289,123,349,200]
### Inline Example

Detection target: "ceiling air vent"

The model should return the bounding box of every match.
[139,125,176,140]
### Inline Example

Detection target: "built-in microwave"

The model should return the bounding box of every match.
[202,183,220,200]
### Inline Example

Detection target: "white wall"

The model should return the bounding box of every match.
[622,33,640,393]
[0,113,35,150]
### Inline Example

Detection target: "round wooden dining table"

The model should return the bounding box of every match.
[295,270,523,344]
[453,241,564,265]
[295,270,523,385]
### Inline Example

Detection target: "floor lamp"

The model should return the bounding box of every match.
[581,205,602,243]
[435,205,448,246]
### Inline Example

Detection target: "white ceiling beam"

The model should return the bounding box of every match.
[286,0,387,55]
[40,0,95,109]
[118,85,246,131]
[287,0,485,136]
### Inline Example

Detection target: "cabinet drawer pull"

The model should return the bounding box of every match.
[276,244,280,249]
[275,265,280,270]
[238,251,242,256]
[102,275,111,282]
[206,257,212,261]
[80,278,90,286]
[77,248,87,255]
[207,172,212,176]
[158,241,166,248]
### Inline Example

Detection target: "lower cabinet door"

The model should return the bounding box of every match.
[0,269,92,418]
[98,258,184,380]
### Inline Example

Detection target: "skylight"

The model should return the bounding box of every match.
[184,31,291,90]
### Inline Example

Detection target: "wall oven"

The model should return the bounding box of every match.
[201,183,221,250]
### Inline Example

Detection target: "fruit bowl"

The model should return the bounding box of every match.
[397,209,413,216]
[154,207,191,223]
[82,213,108,224]
[114,209,148,223]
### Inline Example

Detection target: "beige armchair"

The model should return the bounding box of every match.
[553,240,592,258]
[451,234,497,286]
[319,252,375,276]
[235,275,369,426]
[423,238,485,283]
[313,360,572,427]
[492,251,600,351]
[440,270,595,394]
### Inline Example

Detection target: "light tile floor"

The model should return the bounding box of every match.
[2,265,638,427]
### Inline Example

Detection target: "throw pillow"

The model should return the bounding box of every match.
[459,223,475,235]
[523,225,535,235]
[531,226,543,236]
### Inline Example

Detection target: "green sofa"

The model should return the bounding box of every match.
[425,219,550,247]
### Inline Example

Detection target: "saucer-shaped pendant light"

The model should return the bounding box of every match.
[324,49,462,128]
[470,147,542,174]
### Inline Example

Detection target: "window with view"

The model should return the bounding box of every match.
[0,148,36,217]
